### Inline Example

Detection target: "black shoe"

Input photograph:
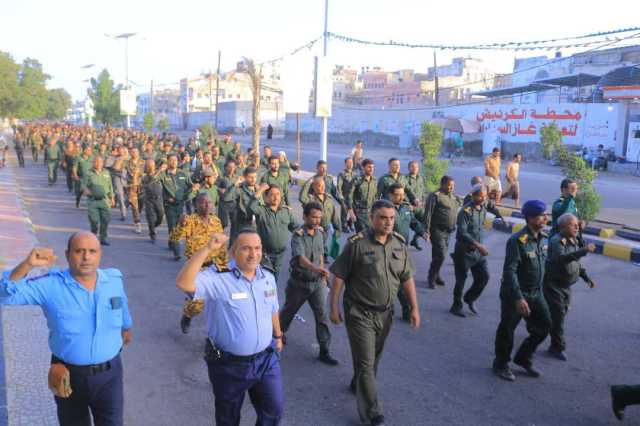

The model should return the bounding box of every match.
[427,281,436,289]
[548,347,568,361]
[611,386,625,421]
[180,316,191,334]
[410,238,422,251]
[349,378,356,394]
[466,301,478,315]
[150,237,156,244]
[75,200,80,208]
[449,305,466,317]
[100,240,110,246]
[371,415,386,426]
[493,365,516,382]
[174,254,182,261]
[514,360,541,378]
[435,277,446,287]
[319,351,339,366]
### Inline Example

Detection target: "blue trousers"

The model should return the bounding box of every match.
[206,348,284,426]
[54,355,123,426]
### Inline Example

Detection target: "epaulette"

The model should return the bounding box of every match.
[103,268,123,279]
[349,232,365,243]
[518,233,528,244]
[464,206,472,214]
[294,228,304,236]
[215,267,231,273]
[393,231,406,243]
[560,237,567,246]
[282,205,292,210]
[541,231,549,238]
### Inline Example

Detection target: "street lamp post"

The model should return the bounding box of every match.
[320,0,329,162]
[106,32,138,128]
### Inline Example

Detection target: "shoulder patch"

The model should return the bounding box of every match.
[541,231,549,238]
[464,206,472,214]
[294,228,304,236]
[215,267,231,273]
[103,268,123,279]
[518,233,528,244]
[26,272,51,283]
[349,232,365,243]
[560,237,567,246]
[393,231,406,243]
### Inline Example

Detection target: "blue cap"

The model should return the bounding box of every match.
[521,200,546,218]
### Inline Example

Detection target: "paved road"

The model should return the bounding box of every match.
[7,150,640,425]
[223,134,640,229]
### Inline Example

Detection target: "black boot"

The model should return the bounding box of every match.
[318,349,339,366]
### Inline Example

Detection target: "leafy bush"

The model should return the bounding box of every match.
[419,122,449,192]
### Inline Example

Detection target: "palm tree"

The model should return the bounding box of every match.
[244,57,262,153]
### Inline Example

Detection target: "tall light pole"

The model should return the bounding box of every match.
[80,64,96,126]
[106,32,138,128]
[320,0,329,162]
[214,50,222,130]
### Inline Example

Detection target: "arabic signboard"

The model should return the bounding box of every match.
[282,56,313,114]
[314,56,333,118]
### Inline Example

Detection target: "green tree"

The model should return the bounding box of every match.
[0,51,20,118]
[541,124,601,221]
[157,116,169,131]
[143,112,154,134]
[88,69,121,126]
[46,88,71,120]
[540,122,562,160]
[16,58,49,119]
[199,122,216,144]
[419,122,449,192]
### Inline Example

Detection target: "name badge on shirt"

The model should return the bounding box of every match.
[110,297,122,309]
[231,292,248,300]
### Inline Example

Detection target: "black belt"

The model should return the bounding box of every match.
[51,353,120,376]
[205,339,272,362]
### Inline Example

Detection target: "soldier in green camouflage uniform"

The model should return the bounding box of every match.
[337,157,357,232]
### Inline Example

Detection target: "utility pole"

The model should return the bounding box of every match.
[150,80,154,126]
[433,50,440,107]
[106,33,138,128]
[209,69,213,126]
[214,50,222,130]
[320,0,329,162]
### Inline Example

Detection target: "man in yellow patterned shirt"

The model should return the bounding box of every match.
[170,193,229,333]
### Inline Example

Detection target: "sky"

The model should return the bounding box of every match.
[2,0,639,102]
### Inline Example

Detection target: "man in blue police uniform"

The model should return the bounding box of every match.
[176,229,284,426]
[0,231,132,426]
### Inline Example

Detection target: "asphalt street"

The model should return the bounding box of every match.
[8,150,640,426]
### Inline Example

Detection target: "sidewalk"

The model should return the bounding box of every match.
[0,144,57,425]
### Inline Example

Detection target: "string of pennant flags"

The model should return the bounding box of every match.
[326,26,640,51]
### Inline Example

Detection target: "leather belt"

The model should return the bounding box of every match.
[51,353,120,376]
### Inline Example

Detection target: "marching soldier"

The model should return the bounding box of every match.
[348,158,377,232]
[63,140,78,193]
[299,160,343,205]
[126,147,144,234]
[217,159,240,230]
[544,213,596,361]
[45,136,62,186]
[259,155,290,205]
[300,176,341,259]
[376,158,415,203]
[30,129,43,163]
[388,183,428,321]
[404,160,426,250]
[424,176,461,289]
[248,183,298,281]
[230,166,260,243]
[337,157,356,232]
[450,184,502,317]
[493,200,551,381]
[141,159,164,243]
[330,199,420,426]
[170,193,228,334]
[280,201,337,366]
[158,153,193,259]
[550,178,583,237]
[73,145,93,208]
[83,157,115,246]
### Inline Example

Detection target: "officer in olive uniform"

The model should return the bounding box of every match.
[348,158,377,232]
[259,155,290,205]
[376,158,415,203]
[280,201,338,365]
[83,156,115,245]
[73,145,93,208]
[141,159,164,243]
[45,137,62,185]
[300,176,341,258]
[158,153,192,259]
[192,170,219,211]
[387,183,427,321]
[330,199,420,426]
[217,159,240,230]
[31,131,43,163]
[424,175,461,289]
[248,183,299,280]
[337,157,357,232]
[63,141,78,193]
[404,161,426,250]
[230,166,260,243]
[544,213,596,361]
[299,160,343,206]
[13,131,25,167]
[450,184,503,317]
[550,178,580,237]
[493,200,551,382]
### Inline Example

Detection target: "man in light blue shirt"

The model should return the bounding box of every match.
[177,229,284,426]
[1,231,132,426]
